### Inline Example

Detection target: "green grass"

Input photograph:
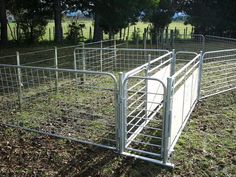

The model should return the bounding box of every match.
[7,20,192,41]
[0,91,235,176]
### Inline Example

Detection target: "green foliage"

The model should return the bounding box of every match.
[66,22,86,43]
[96,0,140,36]
[69,0,156,39]
[7,0,51,43]
[179,0,236,37]
[143,0,175,41]
[144,0,174,30]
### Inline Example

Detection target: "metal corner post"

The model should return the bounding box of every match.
[54,46,59,94]
[16,51,23,110]
[114,39,117,69]
[73,48,78,81]
[162,77,173,164]
[170,49,176,76]
[118,72,125,154]
[197,51,204,100]
[100,41,103,72]
[145,54,151,118]
[202,35,206,52]
[82,42,86,83]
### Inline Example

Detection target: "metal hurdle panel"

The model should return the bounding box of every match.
[118,51,174,167]
[173,34,205,52]
[205,35,236,51]
[200,49,236,99]
[0,64,119,150]
[73,47,170,73]
[167,52,202,154]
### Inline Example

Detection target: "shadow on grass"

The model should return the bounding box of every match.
[54,144,173,177]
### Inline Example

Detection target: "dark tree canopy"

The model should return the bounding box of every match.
[0,0,8,45]
[144,0,175,31]
[97,0,143,38]
[7,0,51,43]
[179,0,236,37]
[68,0,155,41]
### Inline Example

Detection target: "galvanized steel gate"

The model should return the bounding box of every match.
[119,51,173,165]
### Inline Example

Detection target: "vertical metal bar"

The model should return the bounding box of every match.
[162,77,173,164]
[202,35,205,52]
[118,72,125,153]
[16,51,23,110]
[123,73,128,150]
[190,65,194,106]
[73,48,78,81]
[170,49,176,76]
[145,54,151,118]
[197,51,204,100]
[181,68,187,123]
[114,39,117,70]
[100,41,103,72]
[82,42,86,83]
[54,46,59,94]
[114,73,120,152]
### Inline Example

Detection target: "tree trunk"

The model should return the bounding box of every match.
[0,0,8,45]
[93,14,103,41]
[53,0,63,44]
[109,28,113,40]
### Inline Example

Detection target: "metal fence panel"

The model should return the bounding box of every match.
[201,49,236,99]
[122,76,171,166]
[118,51,174,167]
[205,35,236,51]
[74,48,169,73]
[0,65,118,150]
[168,53,201,153]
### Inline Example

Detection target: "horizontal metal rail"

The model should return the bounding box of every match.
[126,52,172,77]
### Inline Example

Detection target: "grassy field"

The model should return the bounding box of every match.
[7,20,192,41]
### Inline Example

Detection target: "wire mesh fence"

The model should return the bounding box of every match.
[1,36,236,167]
[0,65,118,149]
[74,48,170,73]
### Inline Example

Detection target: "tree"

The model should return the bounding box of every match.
[0,0,8,45]
[65,0,165,41]
[72,0,152,41]
[7,0,51,43]
[67,0,154,41]
[144,0,175,38]
[96,0,141,39]
[53,0,63,44]
[179,0,236,37]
